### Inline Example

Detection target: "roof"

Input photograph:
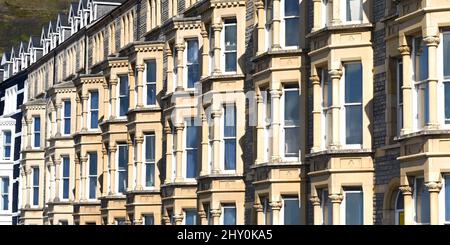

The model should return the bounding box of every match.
[69,2,80,17]
[58,13,70,27]
[29,36,41,48]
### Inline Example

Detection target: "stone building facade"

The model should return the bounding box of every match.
[1,0,450,225]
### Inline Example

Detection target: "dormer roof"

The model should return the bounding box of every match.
[28,36,42,50]
[69,2,80,18]
[57,13,70,28]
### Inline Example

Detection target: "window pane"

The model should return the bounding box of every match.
[224,106,236,137]
[64,118,70,134]
[145,135,155,161]
[225,24,237,52]
[118,146,127,169]
[64,101,71,117]
[345,191,363,225]
[63,179,69,199]
[414,38,429,81]
[146,83,156,105]
[146,60,156,83]
[63,158,70,177]
[284,90,300,126]
[187,64,200,88]
[285,0,299,16]
[185,210,197,225]
[4,131,11,143]
[4,146,10,159]
[283,198,300,225]
[346,105,362,144]
[415,178,430,224]
[444,33,450,78]
[223,206,236,225]
[346,0,362,21]
[89,177,96,199]
[90,111,98,128]
[186,150,198,178]
[224,140,236,170]
[90,91,99,109]
[144,215,154,225]
[118,171,126,193]
[187,40,199,63]
[445,83,450,123]
[34,117,41,131]
[285,18,299,47]
[225,52,237,72]
[89,153,97,175]
[33,168,39,186]
[186,125,199,148]
[285,127,300,156]
[322,189,332,225]
[34,133,40,148]
[345,63,362,103]
[145,163,155,187]
[445,176,450,222]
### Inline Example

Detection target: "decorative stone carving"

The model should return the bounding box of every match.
[425,181,442,193]
[329,194,343,203]
[309,196,320,206]
[399,185,413,195]
[398,45,410,56]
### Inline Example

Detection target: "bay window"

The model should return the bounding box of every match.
[3,131,11,160]
[33,116,41,148]
[343,63,363,146]
[282,197,300,225]
[342,188,363,225]
[186,39,199,88]
[61,156,70,200]
[88,152,97,199]
[0,177,9,211]
[32,167,39,206]
[412,37,429,129]
[63,100,71,135]
[89,91,99,129]
[282,86,300,158]
[223,19,237,73]
[145,60,157,105]
[118,75,129,117]
[414,177,430,224]
[144,134,155,187]
[184,209,197,225]
[282,0,299,47]
[222,204,236,225]
[185,120,199,179]
[117,144,128,193]
[223,105,236,171]
[344,0,362,23]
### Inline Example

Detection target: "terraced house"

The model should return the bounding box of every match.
[1,0,449,225]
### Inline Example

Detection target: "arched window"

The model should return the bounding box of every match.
[395,191,404,225]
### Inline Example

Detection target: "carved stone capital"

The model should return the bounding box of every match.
[329,194,343,203]
[399,185,413,195]
[174,43,185,52]
[328,69,343,80]
[211,110,222,119]
[425,181,442,193]
[269,89,282,98]
[253,203,264,212]
[255,0,264,9]
[135,135,144,144]
[109,78,118,85]
[212,23,223,32]
[173,214,184,223]
[210,209,222,217]
[310,75,320,85]
[423,36,440,47]
[309,196,321,206]
[398,45,411,56]
[201,30,208,38]
[164,126,172,135]
[269,201,282,210]
[198,210,207,218]
[174,123,185,131]
[109,145,117,153]
[136,64,145,72]
[81,95,89,101]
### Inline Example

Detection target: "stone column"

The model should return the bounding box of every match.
[174,214,184,225]
[164,126,173,184]
[166,45,174,93]
[56,102,62,136]
[109,145,117,195]
[21,171,27,208]
[80,156,87,201]
[201,27,209,78]
[74,158,80,201]
[212,23,222,75]
[103,82,110,120]
[199,210,207,225]
[424,36,440,129]
[135,136,144,190]
[151,0,156,29]
[255,1,265,55]
[175,43,185,91]
[255,93,264,164]
[310,196,322,225]
[312,0,322,31]
[329,193,343,225]
[25,168,31,208]
[54,159,61,202]
[48,161,55,202]
[156,0,161,26]
[136,64,144,108]
[172,0,177,16]
[311,75,322,152]
[254,203,264,225]
[26,118,32,149]
[75,96,81,132]
[128,66,136,110]
[162,215,171,225]
[270,89,282,162]
[399,185,413,225]
[22,119,27,150]
[102,147,109,196]
[212,110,222,174]
[51,107,56,137]
[271,0,281,50]
[211,209,222,225]
[127,140,134,191]
[425,181,442,225]
[81,95,88,131]
[174,123,184,182]
[200,111,209,175]
[110,78,118,119]
[330,0,341,25]
[398,45,412,135]
[329,69,342,149]
[270,201,282,225]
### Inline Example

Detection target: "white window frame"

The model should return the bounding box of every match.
[117,75,129,118]
[220,104,237,173]
[88,90,99,130]
[397,59,404,135]
[437,31,450,128]
[411,36,429,131]
[280,86,301,161]
[221,19,238,74]
[263,89,272,162]
[320,189,331,225]
[116,144,127,194]
[280,0,300,49]
[183,119,198,181]
[321,0,329,28]
[32,116,41,149]
[220,204,237,225]
[31,167,39,207]
[144,60,157,106]
[182,209,197,225]
[184,39,199,90]
[340,189,364,225]
[172,45,178,92]
[280,196,300,225]
[171,126,176,182]
[62,99,71,135]
[87,152,97,200]
[340,62,363,149]
[2,130,12,161]
[394,191,404,225]
[412,177,430,225]
[341,0,363,24]
[261,196,271,225]
[265,0,273,51]
[143,133,156,189]
[209,26,215,76]
[440,175,450,225]
[206,108,213,174]
[0,177,9,212]
[60,156,70,201]
[321,69,332,149]
[143,214,155,225]
[4,86,17,115]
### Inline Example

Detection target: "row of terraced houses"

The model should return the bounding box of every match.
[0,0,450,225]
